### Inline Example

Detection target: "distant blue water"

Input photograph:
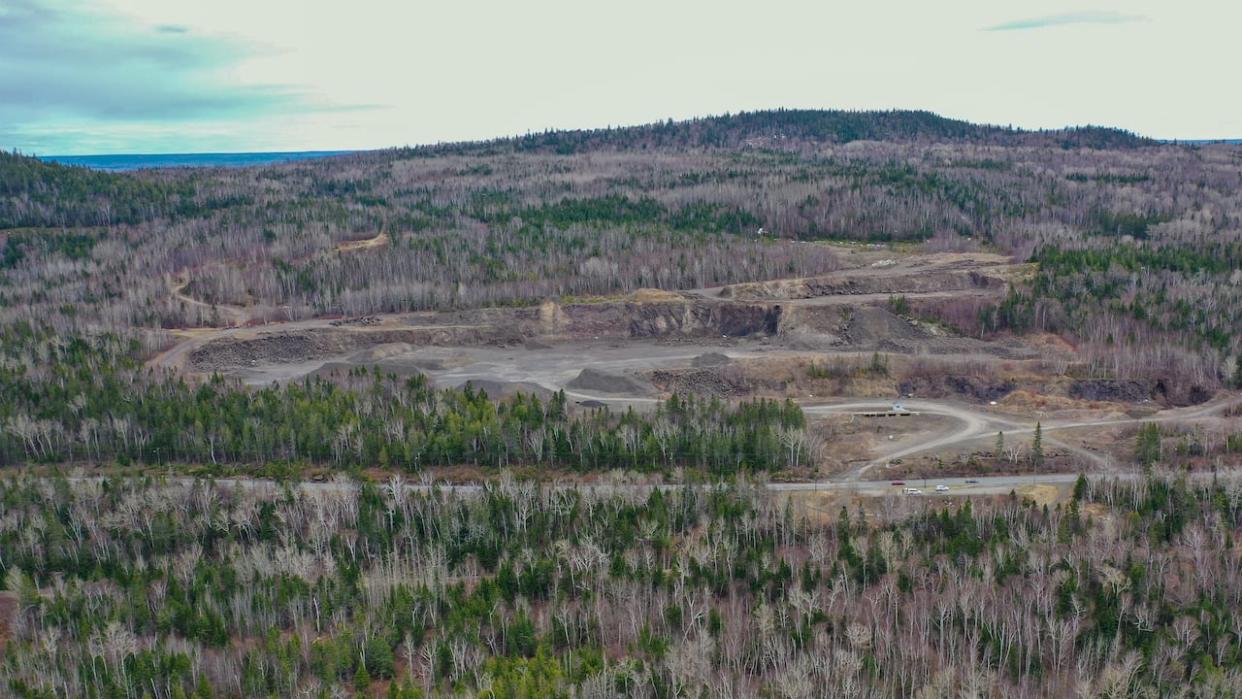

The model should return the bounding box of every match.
[39,151,357,172]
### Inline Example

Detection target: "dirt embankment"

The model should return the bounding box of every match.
[718,269,1004,301]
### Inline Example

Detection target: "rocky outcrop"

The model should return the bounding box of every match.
[555,299,781,339]
[898,375,1017,402]
[1068,379,1155,403]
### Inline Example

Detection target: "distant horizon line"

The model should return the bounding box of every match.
[39,149,358,159]
[34,150,360,172]
[37,138,1242,160]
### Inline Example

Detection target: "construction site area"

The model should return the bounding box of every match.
[150,243,1241,489]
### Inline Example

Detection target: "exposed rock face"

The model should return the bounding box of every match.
[1153,381,1212,407]
[1066,379,1211,406]
[898,376,1017,402]
[1068,379,1154,403]
[555,299,780,339]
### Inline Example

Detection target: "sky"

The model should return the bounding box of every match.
[2,0,1239,154]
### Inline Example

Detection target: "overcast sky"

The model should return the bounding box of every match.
[3,0,1239,154]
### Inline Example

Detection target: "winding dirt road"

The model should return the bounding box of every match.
[803,395,1240,479]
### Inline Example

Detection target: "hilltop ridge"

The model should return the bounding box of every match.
[399,108,1152,156]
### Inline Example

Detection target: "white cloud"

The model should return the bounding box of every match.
[5,0,1240,153]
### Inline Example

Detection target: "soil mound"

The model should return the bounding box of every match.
[567,368,653,396]
[842,307,929,346]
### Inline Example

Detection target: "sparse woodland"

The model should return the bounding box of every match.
[4,473,1242,698]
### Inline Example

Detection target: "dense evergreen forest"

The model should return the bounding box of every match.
[3,474,1242,697]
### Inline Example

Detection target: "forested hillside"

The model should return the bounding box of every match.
[0,151,196,228]
[407,109,1151,156]
[2,110,1238,388]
